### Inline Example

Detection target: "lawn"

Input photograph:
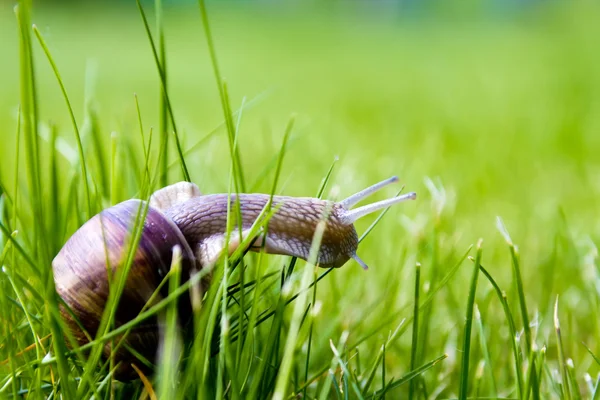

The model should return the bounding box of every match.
[1,1,600,398]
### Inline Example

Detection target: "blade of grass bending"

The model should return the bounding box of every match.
[478,263,523,399]
[458,239,483,400]
[367,354,447,399]
[409,263,421,400]
[33,25,92,219]
[136,0,190,182]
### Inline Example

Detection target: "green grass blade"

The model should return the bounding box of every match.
[408,262,421,400]
[458,239,483,400]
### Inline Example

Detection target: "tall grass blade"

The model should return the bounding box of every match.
[458,239,483,400]
[408,262,421,400]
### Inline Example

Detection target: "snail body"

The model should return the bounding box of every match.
[52,177,416,379]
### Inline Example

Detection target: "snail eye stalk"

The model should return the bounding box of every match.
[338,176,416,225]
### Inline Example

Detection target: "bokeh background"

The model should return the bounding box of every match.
[2,0,600,395]
[2,0,600,255]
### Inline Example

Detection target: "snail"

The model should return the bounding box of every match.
[52,176,416,379]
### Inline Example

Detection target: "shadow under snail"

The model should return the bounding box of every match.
[52,176,416,380]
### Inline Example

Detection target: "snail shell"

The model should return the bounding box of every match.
[52,184,202,379]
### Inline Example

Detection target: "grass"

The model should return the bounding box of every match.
[1,0,600,398]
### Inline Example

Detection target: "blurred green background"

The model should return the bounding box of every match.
[2,0,600,393]
[2,0,599,249]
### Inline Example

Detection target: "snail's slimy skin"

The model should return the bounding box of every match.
[165,194,359,269]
